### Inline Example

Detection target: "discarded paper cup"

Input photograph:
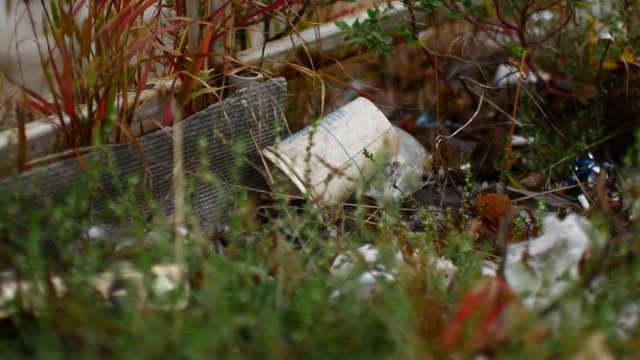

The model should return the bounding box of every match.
[261,97,397,206]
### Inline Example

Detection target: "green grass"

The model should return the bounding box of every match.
[1,145,640,359]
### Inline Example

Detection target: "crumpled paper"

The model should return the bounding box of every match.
[503,214,602,309]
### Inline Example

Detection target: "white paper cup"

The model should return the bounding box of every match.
[262,97,397,207]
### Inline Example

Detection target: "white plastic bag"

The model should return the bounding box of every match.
[365,126,429,204]
[504,215,601,309]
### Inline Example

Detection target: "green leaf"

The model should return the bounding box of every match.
[105,87,118,125]
[50,0,61,29]
[417,0,443,11]
[572,0,592,8]
[334,20,350,32]
[396,21,416,43]
[507,42,525,57]
[448,11,464,19]
[85,62,97,88]
[334,6,393,53]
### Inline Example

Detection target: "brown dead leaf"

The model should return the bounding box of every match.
[467,216,485,241]
[518,172,542,189]
[476,193,512,230]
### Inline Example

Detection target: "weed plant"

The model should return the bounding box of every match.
[2,0,640,358]
[1,134,640,358]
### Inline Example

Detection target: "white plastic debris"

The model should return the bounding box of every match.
[616,302,640,340]
[481,261,499,277]
[330,245,399,299]
[433,256,456,276]
[151,264,184,294]
[577,193,591,209]
[92,262,189,311]
[504,215,601,309]
[330,244,462,298]
[493,64,550,88]
[597,29,614,42]
[365,126,430,204]
[349,270,397,299]
[85,225,111,242]
[0,271,66,318]
[511,135,534,147]
[330,244,401,278]
[531,10,555,22]
[0,262,188,318]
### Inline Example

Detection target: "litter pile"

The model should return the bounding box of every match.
[1,2,639,355]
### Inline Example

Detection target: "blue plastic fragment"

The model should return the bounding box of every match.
[415,112,457,131]
[567,153,611,186]
[416,112,438,127]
